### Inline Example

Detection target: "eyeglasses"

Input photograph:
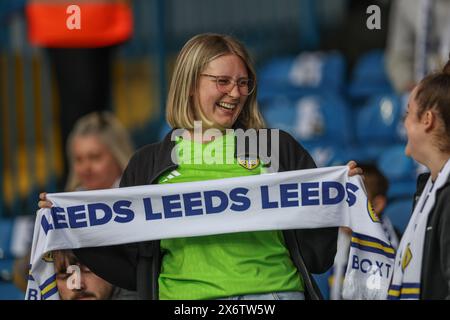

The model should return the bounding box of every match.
[200,74,255,96]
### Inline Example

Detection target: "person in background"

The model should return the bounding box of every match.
[389,58,450,299]
[53,249,135,300]
[329,163,399,300]
[17,112,136,299]
[64,111,134,192]
[385,0,450,93]
[359,164,400,248]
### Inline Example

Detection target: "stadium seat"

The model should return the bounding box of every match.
[0,219,14,259]
[378,145,417,180]
[348,50,394,101]
[313,270,331,300]
[302,143,344,167]
[302,142,371,168]
[383,199,413,234]
[0,259,14,282]
[355,94,407,146]
[0,253,27,300]
[262,94,353,146]
[0,283,25,300]
[158,122,172,141]
[377,145,420,199]
[258,51,346,102]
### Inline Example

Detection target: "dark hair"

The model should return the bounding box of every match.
[52,250,80,274]
[359,163,389,199]
[415,58,450,152]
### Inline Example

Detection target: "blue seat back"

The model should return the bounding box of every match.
[262,95,352,146]
[302,142,372,168]
[158,122,172,141]
[356,94,407,145]
[0,283,25,300]
[384,199,413,234]
[348,50,394,100]
[377,145,420,199]
[258,51,346,102]
[0,259,14,282]
[312,271,331,300]
[378,145,416,181]
[0,219,14,259]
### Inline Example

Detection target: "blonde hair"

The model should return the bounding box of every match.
[65,112,134,191]
[166,33,265,130]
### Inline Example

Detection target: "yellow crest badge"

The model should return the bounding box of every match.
[367,199,381,223]
[237,157,260,170]
[42,252,54,263]
[401,244,412,271]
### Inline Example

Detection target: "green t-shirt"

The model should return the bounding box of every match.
[157,134,303,299]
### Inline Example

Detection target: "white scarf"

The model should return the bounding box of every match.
[388,158,450,299]
[25,166,395,300]
[331,215,399,300]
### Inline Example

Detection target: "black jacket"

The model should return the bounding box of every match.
[414,172,450,299]
[74,129,338,300]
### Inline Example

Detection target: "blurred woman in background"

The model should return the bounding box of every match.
[17,112,136,299]
[64,111,134,192]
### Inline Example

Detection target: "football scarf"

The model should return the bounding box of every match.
[25,166,395,300]
[388,158,450,299]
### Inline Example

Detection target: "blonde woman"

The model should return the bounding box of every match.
[41,34,361,300]
[39,111,134,195]
[34,112,136,299]
[64,111,134,192]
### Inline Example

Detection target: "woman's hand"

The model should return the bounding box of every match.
[38,192,53,209]
[347,160,363,177]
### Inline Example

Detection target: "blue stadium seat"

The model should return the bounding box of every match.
[0,259,14,282]
[313,270,331,300]
[355,94,407,146]
[348,50,394,100]
[377,145,419,199]
[384,199,413,234]
[302,143,345,167]
[158,122,172,140]
[0,283,25,300]
[378,145,416,180]
[0,219,14,259]
[258,51,346,102]
[0,258,26,300]
[302,142,372,168]
[0,0,27,23]
[262,94,353,146]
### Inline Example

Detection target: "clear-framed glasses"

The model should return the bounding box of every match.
[201,74,255,96]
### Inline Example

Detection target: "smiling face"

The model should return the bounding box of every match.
[196,54,249,130]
